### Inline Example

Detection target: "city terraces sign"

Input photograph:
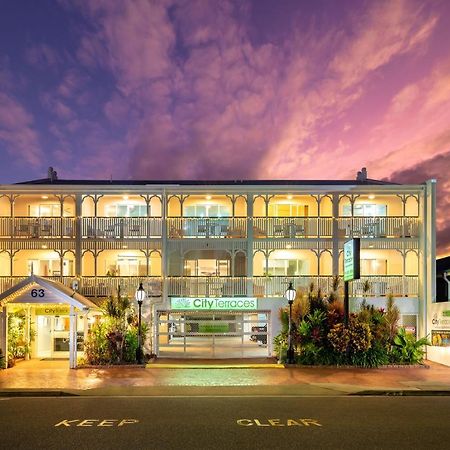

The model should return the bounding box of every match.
[171,297,258,311]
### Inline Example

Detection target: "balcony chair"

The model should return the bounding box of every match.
[15,223,30,237]
[226,228,245,238]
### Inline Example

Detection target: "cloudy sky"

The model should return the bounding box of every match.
[0,0,449,255]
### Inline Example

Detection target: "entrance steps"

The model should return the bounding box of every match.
[146,357,282,369]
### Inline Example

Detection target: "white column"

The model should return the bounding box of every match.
[246,194,254,297]
[69,305,77,369]
[0,307,8,368]
[332,193,340,276]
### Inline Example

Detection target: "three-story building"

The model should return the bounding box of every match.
[0,169,437,363]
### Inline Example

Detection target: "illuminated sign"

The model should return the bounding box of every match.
[171,297,257,311]
[35,306,70,315]
[344,238,360,282]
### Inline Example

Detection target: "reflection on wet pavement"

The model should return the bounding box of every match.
[1,359,450,392]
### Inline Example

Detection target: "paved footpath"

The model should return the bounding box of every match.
[0,359,450,396]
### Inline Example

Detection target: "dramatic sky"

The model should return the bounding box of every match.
[0,0,449,255]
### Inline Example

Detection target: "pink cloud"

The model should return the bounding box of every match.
[0,92,42,166]
[25,43,61,69]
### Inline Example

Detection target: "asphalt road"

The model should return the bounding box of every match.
[0,395,449,450]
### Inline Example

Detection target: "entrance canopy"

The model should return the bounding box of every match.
[0,275,98,310]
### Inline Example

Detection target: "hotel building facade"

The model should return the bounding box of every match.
[0,170,441,365]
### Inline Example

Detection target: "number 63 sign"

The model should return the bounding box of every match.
[31,288,45,298]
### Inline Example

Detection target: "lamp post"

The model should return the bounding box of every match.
[135,282,146,364]
[285,281,296,364]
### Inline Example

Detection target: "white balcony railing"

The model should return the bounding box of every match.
[336,217,420,238]
[0,216,420,240]
[81,217,162,239]
[167,217,247,238]
[0,275,418,299]
[0,217,76,238]
[253,217,333,238]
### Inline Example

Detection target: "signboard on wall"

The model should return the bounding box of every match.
[344,238,360,282]
[171,297,257,311]
[432,330,450,347]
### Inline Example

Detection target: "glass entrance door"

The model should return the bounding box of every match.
[36,314,85,359]
[156,310,270,358]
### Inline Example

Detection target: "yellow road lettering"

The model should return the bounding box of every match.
[299,419,322,427]
[237,419,253,426]
[286,419,301,426]
[118,419,139,427]
[254,419,270,427]
[268,419,284,427]
[77,419,98,427]
[98,420,118,427]
[55,420,79,427]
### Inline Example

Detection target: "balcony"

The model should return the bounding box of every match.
[336,217,420,239]
[252,217,333,238]
[81,217,162,239]
[0,275,418,299]
[0,276,162,299]
[0,217,76,238]
[166,275,419,298]
[167,217,247,238]
[79,276,162,297]
[167,276,248,297]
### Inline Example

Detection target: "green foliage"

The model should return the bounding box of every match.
[350,342,389,368]
[8,311,35,362]
[84,290,147,365]
[273,285,429,368]
[385,293,400,343]
[0,348,6,369]
[278,308,289,334]
[273,332,288,361]
[391,328,430,365]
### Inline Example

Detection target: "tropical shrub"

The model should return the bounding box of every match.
[83,289,147,365]
[273,286,429,367]
[0,348,6,369]
[391,328,430,365]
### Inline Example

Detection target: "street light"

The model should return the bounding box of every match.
[285,281,296,364]
[135,282,146,364]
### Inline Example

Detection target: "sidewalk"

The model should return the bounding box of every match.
[0,359,449,396]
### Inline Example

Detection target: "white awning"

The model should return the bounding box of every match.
[0,275,98,311]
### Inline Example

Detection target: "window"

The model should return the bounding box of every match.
[106,255,147,276]
[268,204,308,217]
[343,203,387,217]
[184,205,230,217]
[267,259,303,276]
[183,259,230,276]
[106,203,147,217]
[27,259,74,276]
[29,204,61,217]
[361,259,387,276]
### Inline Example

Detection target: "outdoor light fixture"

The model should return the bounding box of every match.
[287,194,293,200]
[368,194,375,200]
[285,282,296,364]
[206,195,212,200]
[135,282,146,364]
[41,195,48,199]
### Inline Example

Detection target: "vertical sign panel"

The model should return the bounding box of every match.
[344,238,360,282]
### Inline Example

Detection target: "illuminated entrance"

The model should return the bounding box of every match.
[0,274,98,368]
[156,310,270,358]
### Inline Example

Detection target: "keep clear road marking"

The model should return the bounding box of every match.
[237,418,322,427]
[54,419,139,427]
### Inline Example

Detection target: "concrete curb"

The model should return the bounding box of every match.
[283,364,430,369]
[145,363,283,369]
[0,390,78,397]
[351,390,450,396]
